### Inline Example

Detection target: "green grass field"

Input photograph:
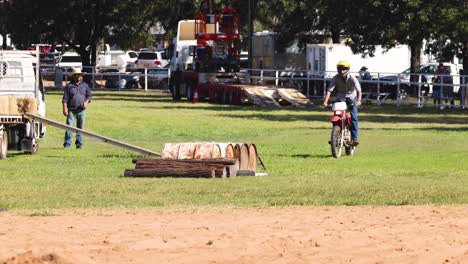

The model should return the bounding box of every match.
[1,90,467,210]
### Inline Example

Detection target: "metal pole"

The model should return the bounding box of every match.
[417,74,422,107]
[23,113,160,156]
[396,73,401,107]
[248,0,253,69]
[275,70,278,86]
[144,68,148,92]
[92,66,95,89]
[35,45,40,99]
[377,73,381,106]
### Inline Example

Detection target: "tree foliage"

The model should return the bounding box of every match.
[0,0,466,71]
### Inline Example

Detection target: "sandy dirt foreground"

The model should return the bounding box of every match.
[0,206,467,264]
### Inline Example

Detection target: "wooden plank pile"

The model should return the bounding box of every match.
[241,86,281,107]
[241,86,312,108]
[124,158,240,178]
[276,88,311,107]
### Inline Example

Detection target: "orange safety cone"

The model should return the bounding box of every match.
[193,87,200,103]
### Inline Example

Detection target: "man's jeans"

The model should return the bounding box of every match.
[64,110,86,147]
[346,98,359,141]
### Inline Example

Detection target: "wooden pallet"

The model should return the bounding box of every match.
[277,88,312,107]
[241,86,281,107]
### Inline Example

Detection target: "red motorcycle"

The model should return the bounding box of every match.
[328,101,356,158]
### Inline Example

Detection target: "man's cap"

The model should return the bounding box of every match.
[360,66,368,71]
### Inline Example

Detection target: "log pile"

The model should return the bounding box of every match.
[124,158,240,178]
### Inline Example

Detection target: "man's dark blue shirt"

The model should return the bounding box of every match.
[62,81,92,113]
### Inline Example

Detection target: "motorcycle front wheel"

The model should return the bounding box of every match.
[345,127,355,156]
[345,146,355,155]
[331,125,343,158]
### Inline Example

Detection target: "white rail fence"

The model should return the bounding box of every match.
[246,68,467,109]
[40,63,467,109]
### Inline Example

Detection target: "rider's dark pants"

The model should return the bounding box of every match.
[346,98,359,141]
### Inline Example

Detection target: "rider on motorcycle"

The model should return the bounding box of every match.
[322,60,362,146]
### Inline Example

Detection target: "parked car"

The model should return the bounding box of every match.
[135,50,169,70]
[55,52,82,71]
[139,65,170,89]
[104,72,140,89]
[125,50,139,70]
[379,63,462,96]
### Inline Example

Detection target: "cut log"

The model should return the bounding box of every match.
[236,170,256,176]
[227,164,238,177]
[132,158,237,166]
[128,158,241,178]
[124,167,226,178]
[134,160,227,172]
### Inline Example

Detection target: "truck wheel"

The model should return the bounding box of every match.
[159,79,169,90]
[0,130,7,159]
[186,83,194,102]
[171,84,181,101]
[23,138,38,154]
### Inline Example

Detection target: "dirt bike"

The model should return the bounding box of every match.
[328,101,356,158]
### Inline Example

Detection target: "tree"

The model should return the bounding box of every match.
[4,0,181,66]
[428,0,467,71]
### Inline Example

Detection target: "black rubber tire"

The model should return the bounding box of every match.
[331,125,342,158]
[186,82,194,102]
[0,130,8,159]
[27,140,38,154]
[345,146,355,156]
[345,127,355,155]
[171,84,181,101]
[159,79,169,90]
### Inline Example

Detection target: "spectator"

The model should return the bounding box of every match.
[432,63,453,109]
[358,66,371,92]
[62,68,92,149]
[359,66,371,81]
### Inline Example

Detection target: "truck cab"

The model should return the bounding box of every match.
[170,20,197,73]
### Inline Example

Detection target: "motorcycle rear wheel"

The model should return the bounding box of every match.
[331,125,343,158]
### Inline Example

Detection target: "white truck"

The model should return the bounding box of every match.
[169,20,197,73]
[0,49,46,159]
[96,45,138,72]
[306,44,414,77]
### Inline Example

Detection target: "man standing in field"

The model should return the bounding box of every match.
[62,68,92,149]
[322,60,362,146]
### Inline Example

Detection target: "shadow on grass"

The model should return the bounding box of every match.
[46,89,466,126]
[92,93,174,103]
[273,153,331,159]
[4,152,26,158]
[98,153,141,159]
[213,112,467,126]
